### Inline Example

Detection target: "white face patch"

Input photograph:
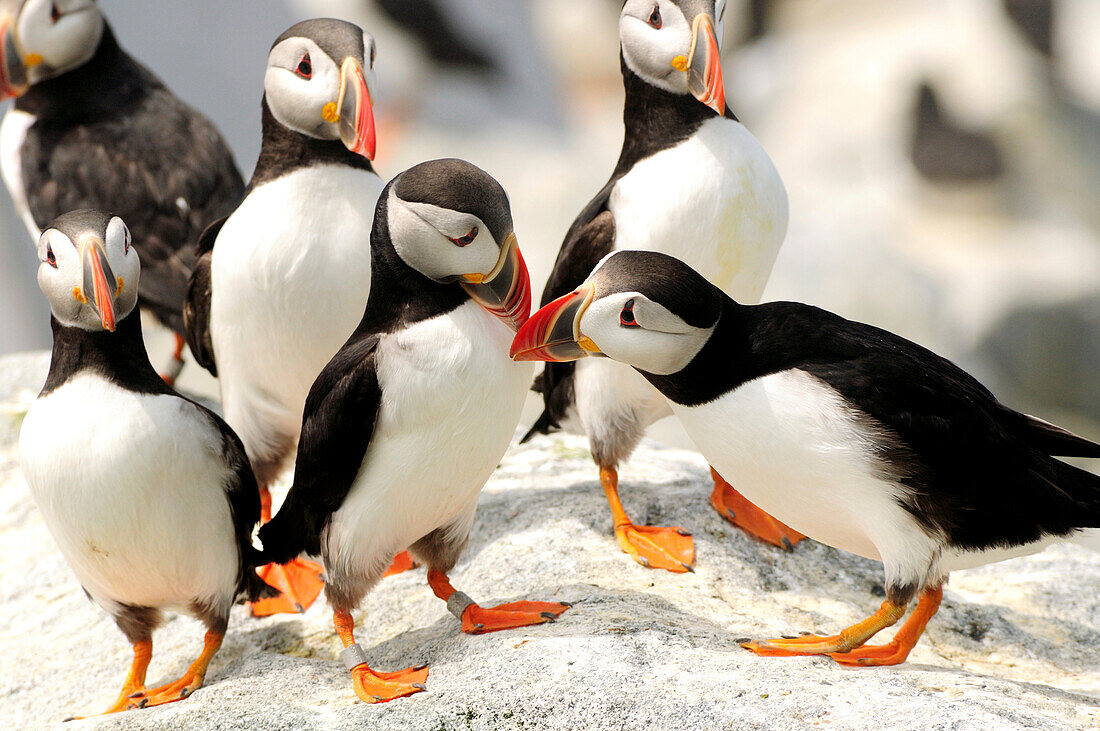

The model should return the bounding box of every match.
[386,188,501,283]
[620,0,694,94]
[16,0,102,81]
[579,290,714,375]
[37,216,140,330]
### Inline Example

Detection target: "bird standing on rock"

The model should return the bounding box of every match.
[527,0,801,573]
[18,211,275,717]
[0,0,245,385]
[514,250,1100,666]
[184,18,386,615]
[260,159,569,704]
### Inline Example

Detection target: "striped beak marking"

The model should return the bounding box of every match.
[510,282,601,362]
[79,237,117,332]
[460,233,531,332]
[0,18,28,99]
[686,14,725,115]
[335,57,376,160]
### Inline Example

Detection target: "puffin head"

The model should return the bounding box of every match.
[36,209,139,333]
[620,0,728,115]
[384,158,531,332]
[0,0,103,98]
[511,250,721,375]
[265,18,378,160]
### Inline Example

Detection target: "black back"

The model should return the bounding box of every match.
[643,294,1100,552]
[16,24,245,334]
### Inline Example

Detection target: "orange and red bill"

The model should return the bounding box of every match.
[81,238,117,332]
[337,57,376,160]
[461,233,531,332]
[686,14,725,115]
[0,19,28,100]
[509,283,596,363]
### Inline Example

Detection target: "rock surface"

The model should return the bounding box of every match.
[1,351,1098,730]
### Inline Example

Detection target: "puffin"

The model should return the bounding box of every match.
[526,0,800,573]
[17,210,275,716]
[513,250,1100,666]
[259,159,569,703]
[184,18,387,614]
[0,0,245,384]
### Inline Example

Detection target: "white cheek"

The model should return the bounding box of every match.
[619,11,692,94]
[264,68,340,140]
[19,6,103,75]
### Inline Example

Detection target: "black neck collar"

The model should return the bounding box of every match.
[612,53,735,178]
[15,23,151,120]
[248,98,376,190]
[42,310,173,397]
[353,187,468,336]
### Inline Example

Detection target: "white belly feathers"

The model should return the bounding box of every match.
[18,373,239,612]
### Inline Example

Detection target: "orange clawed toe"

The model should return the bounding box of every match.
[614,522,695,572]
[460,600,571,634]
[250,558,326,616]
[710,468,806,550]
[382,550,419,577]
[350,663,429,704]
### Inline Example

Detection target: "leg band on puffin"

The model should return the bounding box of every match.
[426,568,569,634]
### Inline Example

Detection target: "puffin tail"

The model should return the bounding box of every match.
[238,546,281,603]
[1025,414,1100,457]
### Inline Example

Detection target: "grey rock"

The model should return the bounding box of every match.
[0,352,1096,730]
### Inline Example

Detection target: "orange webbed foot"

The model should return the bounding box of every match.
[710,468,806,550]
[382,550,419,577]
[350,663,429,703]
[251,558,326,616]
[741,633,854,657]
[614,522,695,572]
[460,600,571,634]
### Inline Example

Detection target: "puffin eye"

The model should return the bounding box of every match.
[295,53,312,79]
[619,299,639,328]
[50,3,61,23]
[369,45,376,67]
[450,226,479,247]
[46,244,57,268]
[648,5,662,29]
[124,229,131,253]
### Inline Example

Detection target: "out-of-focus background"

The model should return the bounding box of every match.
[2,0,1099,435]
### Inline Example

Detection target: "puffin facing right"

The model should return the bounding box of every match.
[260,159,569,703]
[514,250,1100,666]
[527,0,801,573]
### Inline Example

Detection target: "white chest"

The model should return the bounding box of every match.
[18,374,240,609]
[0,109,41,241]
[210,165,384,402]
[672,370,934,565]
[608,117,788,304]
[325,302,533,568]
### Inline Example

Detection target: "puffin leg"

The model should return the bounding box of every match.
[426,569,570,634]
[600,466,695,572]
[250,485,327,617]
[828,586,943,666]
[159,334,186,388]
[333,609,428,703]
[126,632,222,707]
[742,600,908,657]
[382,551,419,577]
[68,639,153,719]
[709,467,806,550]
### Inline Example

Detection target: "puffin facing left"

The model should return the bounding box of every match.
[0,0,245,384]
[17,211,276,717]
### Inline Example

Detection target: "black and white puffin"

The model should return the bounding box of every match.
[184,18,383,614]
[17,210,274,716]
[259,159,568,703]
[0,0,245,384]
[513,250,1100,666]
[526,0,799,572]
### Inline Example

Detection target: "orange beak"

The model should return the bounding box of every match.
[461,233,531,332]
[686,14,725,115]
[81,238,117,332]
[510,283,596,362]
[0,18,28,100]
[336,57,376,160]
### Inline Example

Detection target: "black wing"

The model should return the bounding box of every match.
[524,185,617,441]
[258,335,383,564]
[183,216,228,376]
[21,83,244,334]
[749,303,1100,549]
